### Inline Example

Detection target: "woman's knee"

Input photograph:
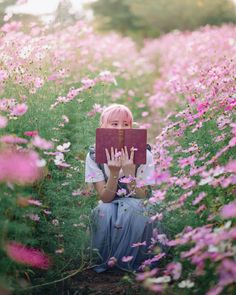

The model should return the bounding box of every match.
[92,202,114,218]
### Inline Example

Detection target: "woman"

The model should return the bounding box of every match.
[85,104,165,273]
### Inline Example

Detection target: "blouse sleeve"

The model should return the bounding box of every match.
[136,149,156,186]
[84,152,105,183]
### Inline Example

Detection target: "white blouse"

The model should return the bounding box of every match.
[85,149,156,186]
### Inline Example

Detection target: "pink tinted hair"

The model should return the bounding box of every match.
[100,104,133,127]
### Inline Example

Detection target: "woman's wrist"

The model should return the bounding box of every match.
[110,170,119,179]
[123,167,135,178]
[102,171,119,196]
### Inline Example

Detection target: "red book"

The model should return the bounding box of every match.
[95,128,147,164]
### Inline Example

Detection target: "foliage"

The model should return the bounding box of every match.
[0,19,155,294]
[0,11,235,295]
[136,24,236,295]
[90,0,236,39]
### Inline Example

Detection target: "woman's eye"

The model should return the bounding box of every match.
[112,123,118,126]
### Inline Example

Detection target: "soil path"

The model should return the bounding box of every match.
[66,268,149,295]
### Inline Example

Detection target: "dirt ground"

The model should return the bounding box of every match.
[65,268,150,295]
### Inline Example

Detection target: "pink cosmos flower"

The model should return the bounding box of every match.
[148,284,163,293]
[165,262,182,280]
[86,103,104,117]
[114,151,122,158]
[97,70,117,85]
[150,170,170,185]
[214,134,225,143]
[150,213,163,222]
[0,70,8,82]
[206,285,223,295]
[107,257,117,267]
[229,136,236,147]
[10,103,28,116]
[192,192,207,205]
[167,239,183,247]
[5,241,50,269]
[136,268,158,281]
[32,136,53,150]
[131,241,147,247]
[178,155,196,168]
[195,204,206,214]
[149,190,166,204]
[43,210,52,215]
[142,253,166,267]
[137,102,146,108]
[28,199,42,206]
[0,115,8,128]
[141,111,149,117]
[34,77,44,88]
[220,201,236,219]
[218,259,236,286]
[1,21,22,33]
[27,214,40,221]
[122,256,133,262]
[81,77,96,88]
[119,176,134,184]
[0,149,42,184]
[225,160,236,173]
[24,130,38,137]
[117,188,127,196]
[16,0,28,4]
[0,135,28,144]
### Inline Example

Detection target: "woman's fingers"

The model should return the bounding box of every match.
[111,147,114,160]
[121,148,125,161]
[124,146,128,158]
[130,146,134,162]
[105,148,110,162]
[107,146,136,166]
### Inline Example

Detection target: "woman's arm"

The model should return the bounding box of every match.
[94,147,122,203]
[93,170,119,203]
[121,147,148,198]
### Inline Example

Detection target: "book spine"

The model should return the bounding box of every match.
[118,129,124,150]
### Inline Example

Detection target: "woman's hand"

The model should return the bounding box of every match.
[105,147,122,174]
[121,146,136,177]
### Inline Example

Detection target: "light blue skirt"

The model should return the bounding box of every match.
[90,197,164,273]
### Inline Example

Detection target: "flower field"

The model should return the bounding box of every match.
[0,18,235,295]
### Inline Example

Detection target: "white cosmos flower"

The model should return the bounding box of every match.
[178,280,194,288]
[146,276,171,284]
[199,176,213,185]
[54,153,64,165]
[56,142,71,152]
[36,159,46,167]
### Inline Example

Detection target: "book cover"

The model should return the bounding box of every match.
[95,128,147,164]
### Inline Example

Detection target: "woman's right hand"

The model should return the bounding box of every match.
[105,147,122,174]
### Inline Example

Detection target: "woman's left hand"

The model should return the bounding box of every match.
[121,146,136,177]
